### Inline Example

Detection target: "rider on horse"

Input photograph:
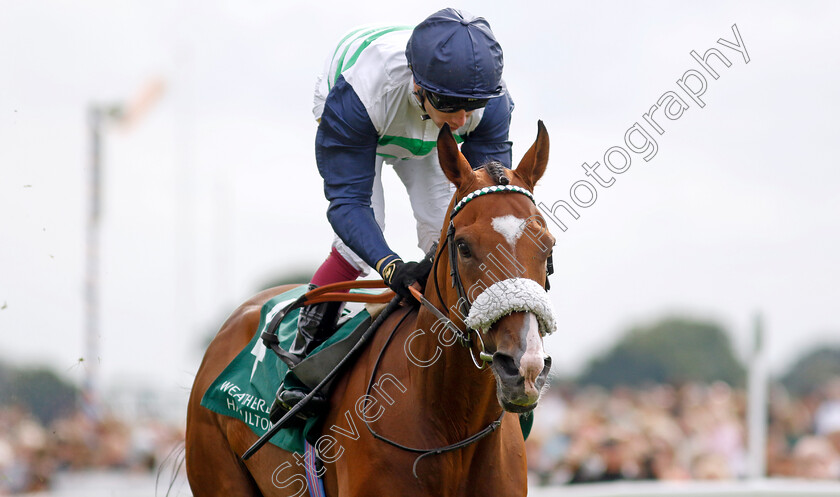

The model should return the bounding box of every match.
[273,7,515,418]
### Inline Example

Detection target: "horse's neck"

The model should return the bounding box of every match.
[408,310,501,436]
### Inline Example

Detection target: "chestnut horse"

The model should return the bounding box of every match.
[186,122,556,496]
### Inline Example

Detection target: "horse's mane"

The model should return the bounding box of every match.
[482,161,509,185]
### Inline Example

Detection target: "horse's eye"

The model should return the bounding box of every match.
[457,241,471,258]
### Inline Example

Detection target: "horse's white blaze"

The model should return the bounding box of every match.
[491,215,526,246]
[519,313,545,397]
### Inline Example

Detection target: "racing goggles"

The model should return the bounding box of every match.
[424,90,489,113]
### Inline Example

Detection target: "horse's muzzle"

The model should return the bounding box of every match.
[492,352,552,413]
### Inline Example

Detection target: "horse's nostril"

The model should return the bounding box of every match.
[542,355,553,375]
[492,353,519,378]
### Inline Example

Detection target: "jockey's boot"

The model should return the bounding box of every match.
[269,285,344,424]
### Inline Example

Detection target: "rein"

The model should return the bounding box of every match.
[421,184,552,368]
[243,294,405,460]
[295,280,395,305]
[361,303,504,478]
[250,184,553,469]
[360,184,546,477]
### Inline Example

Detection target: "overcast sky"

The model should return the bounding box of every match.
[2,1,839,404]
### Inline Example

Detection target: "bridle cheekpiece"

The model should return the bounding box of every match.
[426,183,544,369]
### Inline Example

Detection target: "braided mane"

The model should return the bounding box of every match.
[483,161,509,185]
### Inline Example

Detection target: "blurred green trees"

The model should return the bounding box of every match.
[781,346,840,396]
[0,361,79,423]
[577,317,746,388]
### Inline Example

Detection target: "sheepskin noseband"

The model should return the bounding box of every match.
[464,278,557,335]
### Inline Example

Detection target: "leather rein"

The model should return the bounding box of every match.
[421,183,553,368]
[246,186,550,463]
[361,183,553,478]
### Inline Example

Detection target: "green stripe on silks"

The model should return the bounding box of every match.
[330,26,369,68]
[377,133,464,157]
[200,285,372,454]
[342,26,412,74]
[200,286,534,455]
[330,27,382,91]
[330,26,412,91]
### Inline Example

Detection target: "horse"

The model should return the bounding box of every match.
[185,121,556,496]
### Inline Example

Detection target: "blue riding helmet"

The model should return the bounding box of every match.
[406,8,505,100]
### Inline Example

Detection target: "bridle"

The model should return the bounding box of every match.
[428,184,553,368]
[362,182,554,477]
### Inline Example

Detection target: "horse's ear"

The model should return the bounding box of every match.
[514,120,549,191]
[437,123,475,188]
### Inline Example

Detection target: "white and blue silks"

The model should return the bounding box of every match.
[312,26,514,273]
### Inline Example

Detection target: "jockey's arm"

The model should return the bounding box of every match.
[461,91,515,169]
[315,76,400,271]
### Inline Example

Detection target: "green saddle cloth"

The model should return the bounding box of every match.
[200,285,371,454]
[200,286,534,455]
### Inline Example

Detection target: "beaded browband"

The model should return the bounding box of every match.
[450,185,535,219]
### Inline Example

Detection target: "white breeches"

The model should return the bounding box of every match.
[332,153,455,275]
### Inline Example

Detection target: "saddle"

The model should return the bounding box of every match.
[198,284,400,456]
[260,282,397,406]
[252,282,404,449]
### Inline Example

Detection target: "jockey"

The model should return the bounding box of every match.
[272,7,514,419]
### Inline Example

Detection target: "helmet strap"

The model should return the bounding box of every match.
[412,87,431,121]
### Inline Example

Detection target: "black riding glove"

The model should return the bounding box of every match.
[378,256,433,300]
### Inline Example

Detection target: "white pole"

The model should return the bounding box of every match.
[83,105,102,419]
[82,81,163,419]
[747,312,768,479]
[84,104,121,419]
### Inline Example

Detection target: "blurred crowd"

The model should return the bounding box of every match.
[0,407,183,494]
[526,377,840,485]
[2,378,839,494]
